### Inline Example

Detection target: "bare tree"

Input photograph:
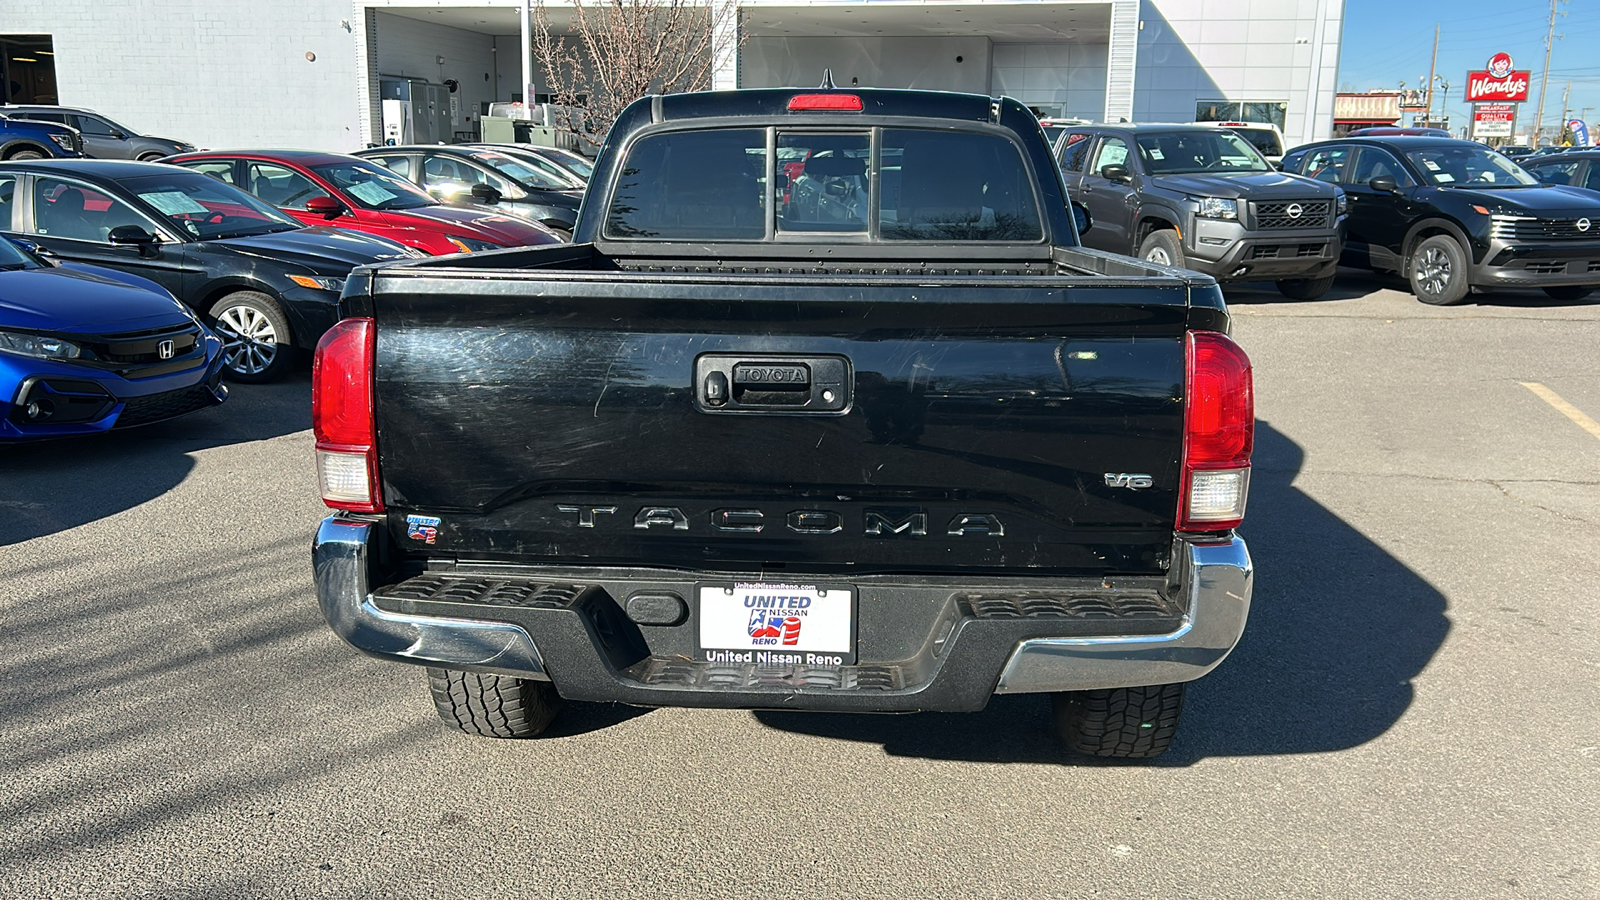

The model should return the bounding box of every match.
[532,0,738,150]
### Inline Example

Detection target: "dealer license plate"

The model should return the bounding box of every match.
[697,581,856,666]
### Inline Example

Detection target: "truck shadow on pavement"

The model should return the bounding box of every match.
[1225,268,1600,307]
[755,421,1452,765]
[0,368,312,547]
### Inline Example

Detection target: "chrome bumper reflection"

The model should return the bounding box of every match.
[993,536,1252,694]
[313,516,549,679]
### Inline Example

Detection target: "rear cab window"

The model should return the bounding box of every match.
[604,126,1043,243]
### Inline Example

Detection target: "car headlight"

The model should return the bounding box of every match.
[47,133,75,151]
[1195,197,1238,220]
[445,236,501,253]
[288,274,347,293]
[1336,192,1348,216]
[0,330,81,360]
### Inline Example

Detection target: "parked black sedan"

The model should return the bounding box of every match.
[1517,149,1600,194]
[1281,137,1600,303]
[0,160,419,381]
[354,145,583,236]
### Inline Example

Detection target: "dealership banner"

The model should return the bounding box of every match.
[1473,104,1515,139]
[1568,120,1590,147]
[1466,52,1530,104]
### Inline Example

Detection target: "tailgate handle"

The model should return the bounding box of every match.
[696,354,850,415]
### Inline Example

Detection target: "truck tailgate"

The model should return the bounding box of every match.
[371,272,1192,576]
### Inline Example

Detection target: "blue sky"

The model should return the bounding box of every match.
[1338,0,1600,138]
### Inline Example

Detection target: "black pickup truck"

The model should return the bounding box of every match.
[311,88,1256,759]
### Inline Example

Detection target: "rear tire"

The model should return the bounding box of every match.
[1275,274,1337,301]
[1542,286,1595,301]
[1138,229,1185,269]
[7,149,45,160]
[1407,235,1471,305]
[1052,683,1186,759]
[428,667,560,738]
[208,291,293,383]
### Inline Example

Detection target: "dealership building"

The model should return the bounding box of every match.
[4,0,1344,153]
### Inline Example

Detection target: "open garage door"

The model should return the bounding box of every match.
[1,35,58,105]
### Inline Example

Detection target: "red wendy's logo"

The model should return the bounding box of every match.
[1487,53,1514,79]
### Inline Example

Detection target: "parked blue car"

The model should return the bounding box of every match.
[0,236,226,440]
[0,112,83,159]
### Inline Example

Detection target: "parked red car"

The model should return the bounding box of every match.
[163,150,562,255]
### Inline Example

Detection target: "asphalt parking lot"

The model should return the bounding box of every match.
[2,270,1597,899]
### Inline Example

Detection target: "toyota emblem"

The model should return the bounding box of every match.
[1286,203,1304,219]
[156,340,175,360]
[1579,218,1591,233]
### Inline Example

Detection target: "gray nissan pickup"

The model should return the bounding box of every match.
[311,87,1256,759]
[1057,123,1347,300]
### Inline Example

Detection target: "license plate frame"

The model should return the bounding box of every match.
[695,581,857,666]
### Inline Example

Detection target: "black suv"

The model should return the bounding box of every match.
[1055,124,1345,300]
[1,106,195,161]
[1282,137,1600,304]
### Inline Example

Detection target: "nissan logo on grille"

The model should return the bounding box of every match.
[1286,203,1304,219]
[156,340,175,360]
[1578,218,1591,233]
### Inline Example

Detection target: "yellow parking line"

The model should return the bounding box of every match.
[1521,382,1600,442]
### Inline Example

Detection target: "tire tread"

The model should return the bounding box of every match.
[427,667,558,739]
[1052,683,1185,759]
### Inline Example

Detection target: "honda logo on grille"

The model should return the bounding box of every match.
[156,340,175,360]
[1286,203,1304,219]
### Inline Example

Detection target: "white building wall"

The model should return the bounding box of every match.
[1139,0,1343,146]
[991,43,1108,120]
[4,0,362,151]
[740,36,993,94]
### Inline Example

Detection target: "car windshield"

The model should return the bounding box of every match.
[500,150,585,187]
[120,172,303,240]
[462,150,573,190]
[0,237,39,270]
[545,150,593,180]
[1136,131,1272,174]
[311,161,436,210]
[1404,146,1538,187]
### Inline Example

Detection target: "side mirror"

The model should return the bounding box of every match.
[1070,201,1093,234]
[1369,175,1401,194]
[108,225,159,254]
[1100,164,1130,183]
[305,195,344,217]
[469,183,502,204]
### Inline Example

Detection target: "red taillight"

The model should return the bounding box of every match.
[312,317,382,513]
[787,93,864,112]
[1179,330,1253,532]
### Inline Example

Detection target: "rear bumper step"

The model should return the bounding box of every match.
[313,517,1252,712]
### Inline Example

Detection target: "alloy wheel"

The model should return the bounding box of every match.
[1146,246,1172,266]
[214,304,279,376]
[1415,247,1452,297]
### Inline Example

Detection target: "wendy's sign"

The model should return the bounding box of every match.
[1467,53,1530,103]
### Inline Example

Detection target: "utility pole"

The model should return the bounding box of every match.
[1534,0,1563,146]
[1425,25,1440,127]
[1560,81,1571,143]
